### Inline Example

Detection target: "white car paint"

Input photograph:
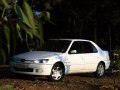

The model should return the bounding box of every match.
[10,39,110,77]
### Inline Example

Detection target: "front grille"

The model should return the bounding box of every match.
[14,67,33,72]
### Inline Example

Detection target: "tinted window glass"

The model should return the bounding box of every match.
[82,42,98,53]
[69,41,83,54]
[42,40,71,52]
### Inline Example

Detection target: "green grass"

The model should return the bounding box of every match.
[0,85,15,90]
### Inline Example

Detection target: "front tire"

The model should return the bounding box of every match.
[48,64,64,81]
[94,63,105,77]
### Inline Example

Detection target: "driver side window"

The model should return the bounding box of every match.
[69,41,83,54]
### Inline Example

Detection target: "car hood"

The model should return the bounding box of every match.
[14,51,63,60]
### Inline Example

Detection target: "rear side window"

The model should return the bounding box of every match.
[69,41,98,54]
[82,42,98,53]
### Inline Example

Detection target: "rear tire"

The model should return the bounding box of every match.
[48,64,64,82]
[94,63,105,77]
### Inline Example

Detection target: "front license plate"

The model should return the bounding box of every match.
[16,64,28,68]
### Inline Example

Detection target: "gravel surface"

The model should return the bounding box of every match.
[0,66,120,90]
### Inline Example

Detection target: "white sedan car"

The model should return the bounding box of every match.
[10,39,110,81]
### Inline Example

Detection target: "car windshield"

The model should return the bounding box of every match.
[42,40,71,53]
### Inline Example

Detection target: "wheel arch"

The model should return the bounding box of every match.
[53,61,65,72]
[98,61,105,69]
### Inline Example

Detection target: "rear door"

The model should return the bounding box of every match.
[81,41,99,72]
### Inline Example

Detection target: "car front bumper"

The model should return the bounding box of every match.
[10,63,53,75]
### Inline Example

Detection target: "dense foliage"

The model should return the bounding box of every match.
[0,0,50,64]
[48,0,120,47]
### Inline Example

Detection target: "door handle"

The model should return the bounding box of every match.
[65,62,70,63]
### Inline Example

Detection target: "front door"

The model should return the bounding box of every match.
[67,41,85,73]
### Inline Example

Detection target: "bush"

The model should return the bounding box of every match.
[112,45,120,70]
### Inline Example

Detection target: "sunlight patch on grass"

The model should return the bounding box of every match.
[0,85,15,90]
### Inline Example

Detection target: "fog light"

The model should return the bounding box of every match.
[35,69,39,73]
[35,68,43,73]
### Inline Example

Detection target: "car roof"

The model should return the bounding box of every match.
[49,39,92,42]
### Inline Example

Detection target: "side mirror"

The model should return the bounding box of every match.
[70,50,77,54]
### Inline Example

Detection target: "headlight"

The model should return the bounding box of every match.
[40,59,49,63]
[33,60,40,63]
[33,59,49,64]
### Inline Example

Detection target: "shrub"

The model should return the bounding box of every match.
[112,45,120,70]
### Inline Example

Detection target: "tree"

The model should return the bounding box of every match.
[0,0,50,64]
